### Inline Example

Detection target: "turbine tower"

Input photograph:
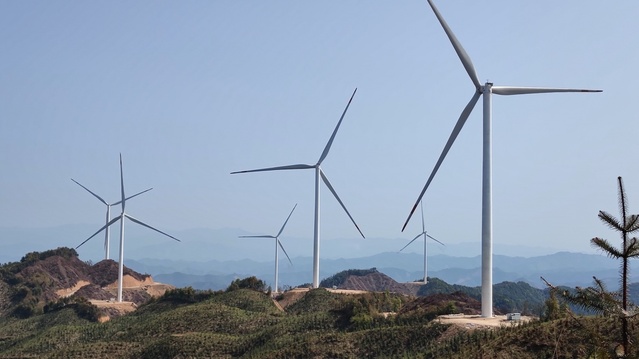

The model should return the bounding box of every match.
[239,204,296,293]
[232,89,365,288]
[71,179,152,260]
[399,201,443,284]
[402,0,601,317]
[77,154,180,302]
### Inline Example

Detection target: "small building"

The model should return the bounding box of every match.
[506,313,521,321]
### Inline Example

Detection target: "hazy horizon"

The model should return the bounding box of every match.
[0,223,599,266]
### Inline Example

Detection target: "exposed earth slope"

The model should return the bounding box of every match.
[0,247,172,319]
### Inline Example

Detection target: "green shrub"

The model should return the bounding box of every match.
[12,303,37,318]
[157,287,219,304]
[43,296,100,322]
[226,277,267,292]
[20,247,78,266]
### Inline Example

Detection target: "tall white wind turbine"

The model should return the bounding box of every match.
[71,179,152,260]
[402,0,602,317]
[232,89,365,288]
[239,204,297,293]
[399,202,443,284]
[77,154,180,302]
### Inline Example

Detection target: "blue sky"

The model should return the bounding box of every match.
[1,1,637,260]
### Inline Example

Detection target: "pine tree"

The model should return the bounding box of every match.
[543,290,562,321]
[590,176,639,357]
[543,177,639,357]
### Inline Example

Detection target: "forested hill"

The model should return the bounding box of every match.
[0,284,635,358]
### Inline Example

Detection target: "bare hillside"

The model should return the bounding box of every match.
[339,272,413,295]
[1,247,171,318]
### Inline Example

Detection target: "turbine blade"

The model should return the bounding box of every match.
[276,204,297,238]
[317,88,357,165]
[320,169,365,238]
[492,86,603,96]
[112,188,153,206]
[71,179,108,205]
[426,234,445,246]
[402,91,481,231]
[76,216,121,249]
[277,239,293,265]
[427,0,481,89]
[231,164,314,175]
[420,201,425,233]
[239,235,275,238]
[119,154,125,212]
[125,214,181,242]
[399,233,423,252]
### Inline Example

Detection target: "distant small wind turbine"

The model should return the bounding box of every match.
[239,204,297,293]
[402,0,601,317]
[71,179,152,260]
[399,202,443,284]
[232,89,365,288]
[76,154,180,302]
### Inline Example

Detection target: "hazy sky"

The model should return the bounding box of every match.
[1,1,638,259]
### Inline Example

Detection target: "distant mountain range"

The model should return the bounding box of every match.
[0,225,625,292]
[0,225,572,264]
[125,251,629,292]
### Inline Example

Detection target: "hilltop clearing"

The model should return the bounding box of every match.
[437,314,534,329]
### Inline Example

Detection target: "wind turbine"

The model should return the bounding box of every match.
[399,201,443,284]
[232,88,365,288]
[239,204,297,293]
[402,0,602,317]
[76,154,180,302]
[71,179,152,260]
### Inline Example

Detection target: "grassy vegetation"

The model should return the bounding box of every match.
[0,286,436,358]
[0,281,634,358]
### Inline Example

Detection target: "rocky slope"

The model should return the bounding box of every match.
[0,247,172,318]
[338,271,414,295]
